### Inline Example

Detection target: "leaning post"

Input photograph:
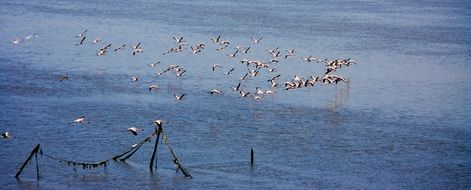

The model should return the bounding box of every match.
[15,144,41,179]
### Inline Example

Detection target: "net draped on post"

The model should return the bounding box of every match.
[14,123,192,180]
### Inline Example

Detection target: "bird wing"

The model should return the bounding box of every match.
[79,36,86,44]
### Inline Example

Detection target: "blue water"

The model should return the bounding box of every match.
[1,0,471,189]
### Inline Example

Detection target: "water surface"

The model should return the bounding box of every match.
[1,0,471,189]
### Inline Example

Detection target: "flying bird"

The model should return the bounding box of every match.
[1,132,11,139]
[59,74,69,82]
[212,64,222,71]
[226,50,239,58]
[153,119,163,127]
[231,82,241,91]
[127,127,143,136]
[251,36,263,44]
[93,38,102,43]
[174,93,186,101]
[224,68,235,75]
[68,116,87,124]
[211,35,221,43]
[149,84,159,91]
[209,89,222,95]
[75,29,88,38]
[76,36,86,46]
[239,90,251,97]
[239,73,249,80]
[10,38,21,45]
[173,36,185,43]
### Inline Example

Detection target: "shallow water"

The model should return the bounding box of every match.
[1,0,471,189]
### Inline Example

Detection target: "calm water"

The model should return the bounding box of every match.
[1,0,471,189]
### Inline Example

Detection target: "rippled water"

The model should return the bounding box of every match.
[1,0,471,189]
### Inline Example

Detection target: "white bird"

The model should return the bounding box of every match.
[76,36,86,46]
[220,40,230,45]
[127,127,143,136]
[191,47,201,54]
[239,91,251,97]
[224,68,235,75]
[173,36,185,43]
[132,76,139,82]
[93,38,102,43]
[175,70,186,77]
[1,131,11,139]
[153,119,163,127]
[231,82,241,91]
[216,44,228,51]
[149,84,159,91]
[334,76,348,84]
[133,48,143,55]
[248,69,259,77]
[301,55,313,62]
[253,95,263,100]
[209,89,222,95]
[285,49,295,59]
[69,116,86,124]
[114,44,126,51]
[243,46,251,54]
[148,61,160,67]
[212,64,222,71]
[251,36,263,44]
[75,29,88,38]
[24,34,38,40]
[269,79,278,87]
[131,42,141,50]
[255,87,264,95]
[174,93,185,101]
[268,47,279,54]
[226,50,239,58]
[10,38,21,45]
[239,73,249,80]
[211,35,221,43]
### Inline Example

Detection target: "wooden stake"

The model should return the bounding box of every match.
[15,144,41,179]
[250,148,254,166]
[149,126,162,172]
[162,133,193,179]
[35,152,40,179]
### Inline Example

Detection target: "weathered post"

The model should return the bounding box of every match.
[250,148,254,166]
[149,120,163,172]
[35,151,40,179]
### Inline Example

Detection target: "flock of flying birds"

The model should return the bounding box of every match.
[2,29,357,138]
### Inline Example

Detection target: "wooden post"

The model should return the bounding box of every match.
[149,125,162,172]
[15,144,41,179]
[35,151,40,179]
[250,148,254,166]
[162,132,193,179]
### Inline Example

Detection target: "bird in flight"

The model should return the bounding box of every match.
[174,93,186,101]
